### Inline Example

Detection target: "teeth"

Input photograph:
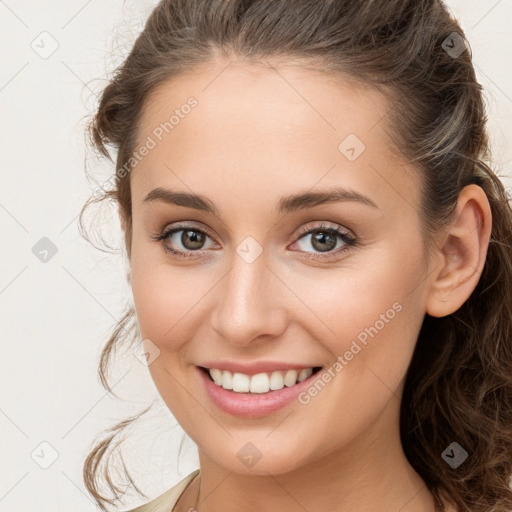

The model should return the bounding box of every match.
[207,367,315,393]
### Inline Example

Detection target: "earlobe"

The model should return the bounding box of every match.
[426,185,492,318]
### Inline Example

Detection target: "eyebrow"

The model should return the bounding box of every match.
[143,186,379,214]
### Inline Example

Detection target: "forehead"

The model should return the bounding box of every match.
[130,59,419,216]
[137,59,386,148]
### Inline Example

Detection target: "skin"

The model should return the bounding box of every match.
[123,57,491,512]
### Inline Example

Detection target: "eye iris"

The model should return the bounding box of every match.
[182,230,205,250]
[311,231,337,252]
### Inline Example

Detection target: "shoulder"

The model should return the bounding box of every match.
[122,469,200,512]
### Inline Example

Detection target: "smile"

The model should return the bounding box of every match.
[197,365,324,418]
[202,366,322,394]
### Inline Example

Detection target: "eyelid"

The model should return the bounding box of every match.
[288,222,357,259]
[292,221,355,240]
[154,220,358,261]
[162,221,218,242]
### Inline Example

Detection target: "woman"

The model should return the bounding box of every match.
[80,1,512,511]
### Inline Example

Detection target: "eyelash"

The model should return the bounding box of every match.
[151,222,358,261]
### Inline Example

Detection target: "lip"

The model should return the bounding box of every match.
[199,360,320,376]
[197,365,323,418]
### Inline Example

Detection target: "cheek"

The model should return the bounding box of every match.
[130,240,217,354]
[131,267,199,344]
[292,242,426,372]
[129,255,208,412]
[289,251,426,447]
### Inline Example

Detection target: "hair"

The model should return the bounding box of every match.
[79,1,512,511]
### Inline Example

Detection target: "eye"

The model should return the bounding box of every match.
[151,221,357,261]
[151,222,217,259]
[289,223,357,261]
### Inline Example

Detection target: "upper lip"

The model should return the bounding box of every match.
[198,360,322,376]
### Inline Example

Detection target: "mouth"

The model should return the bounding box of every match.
[198,365,323,394]
[197,364,325,418]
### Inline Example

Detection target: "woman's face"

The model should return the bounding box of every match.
[128,58,435,476]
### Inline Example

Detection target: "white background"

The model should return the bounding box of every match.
[0,1,511,511]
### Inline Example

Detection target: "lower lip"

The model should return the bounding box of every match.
[197,366,323,418]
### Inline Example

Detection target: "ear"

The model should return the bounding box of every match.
[426,184,492,318]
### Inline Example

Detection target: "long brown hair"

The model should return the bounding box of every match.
[79,1,512,510]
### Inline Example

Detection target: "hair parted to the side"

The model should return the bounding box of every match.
[79,1,512,510]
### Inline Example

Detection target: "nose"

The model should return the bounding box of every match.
[210,249,288,347]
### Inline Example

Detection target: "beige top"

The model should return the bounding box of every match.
[123,468,452,511]
[123,469,200,512]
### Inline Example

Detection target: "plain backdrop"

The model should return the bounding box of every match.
[1,1,511,511]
